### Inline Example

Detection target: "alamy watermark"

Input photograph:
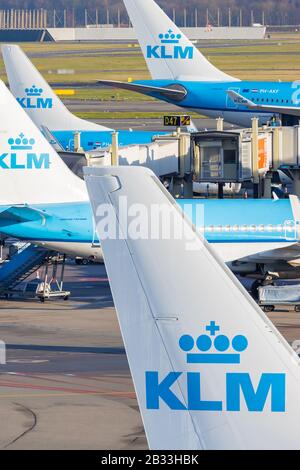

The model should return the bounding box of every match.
[94,197,205,251]
[291,81,300,105]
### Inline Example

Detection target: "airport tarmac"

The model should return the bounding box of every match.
[66,99,236,131]
[90,116,236,131]
[26,41,300,60]
[0,262,145,450]
[0,261,299,450]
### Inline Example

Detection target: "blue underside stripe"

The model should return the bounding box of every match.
[21,238,294,244]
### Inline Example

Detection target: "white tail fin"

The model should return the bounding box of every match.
[1,45,112,132]
[123,0,238,82]
[85,165,300,450]
[0,80,87,205]
[289,195,300,239]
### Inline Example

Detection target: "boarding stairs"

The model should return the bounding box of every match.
[0,243,53,296]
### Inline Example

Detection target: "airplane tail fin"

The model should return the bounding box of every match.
[123,0,238,82]
[0,80,87,205]
[85,165,300,450]
[1,44,112,132]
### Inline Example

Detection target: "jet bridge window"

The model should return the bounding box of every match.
[224,149,236,165]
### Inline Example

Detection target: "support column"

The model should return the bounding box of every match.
[218,183,224,199]
[272,127,281,170]
[74,132,83,153]
[216,117,224,131]
[111,132,119,166]
[263,171,273,199]
[251,117,260,198]
[171,131,193,199]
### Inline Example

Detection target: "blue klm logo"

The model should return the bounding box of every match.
[146,29,194,60]
[146,321,286,412]
[0,134,50,169]
[17,85,53,109]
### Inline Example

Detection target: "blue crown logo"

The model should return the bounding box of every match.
[8,133,36,150]
[179,321,248,364]
[25,85,43,97]
[159,29,182,44]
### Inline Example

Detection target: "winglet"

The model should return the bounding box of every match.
[0,205,51,224]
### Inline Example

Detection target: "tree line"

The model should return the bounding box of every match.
[1,0,300,26]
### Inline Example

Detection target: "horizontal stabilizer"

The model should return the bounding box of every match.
[85,165,300,450]
[0,205,51,224]
[41,126,65,152]
[227,89,300,117]
[97,80,187,100]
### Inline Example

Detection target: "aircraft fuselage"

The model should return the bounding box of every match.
[134,80,299,127]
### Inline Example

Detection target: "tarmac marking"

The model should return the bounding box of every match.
[7,360,49,364]
[0,391,136,399]
[3,373,134,391]
[0,379,136,398]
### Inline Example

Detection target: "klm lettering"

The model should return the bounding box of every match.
[147,45,194,60]
[0,153,50,170]
[17,97,53,109]
[146,371,286,412]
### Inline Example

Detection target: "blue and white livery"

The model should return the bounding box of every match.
[98,0,300,127]
[1,44,165,151]
[0,79,299,267]
[85,165,300,449]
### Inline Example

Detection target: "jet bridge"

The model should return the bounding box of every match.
[60,130,194,198]
[191,121,300,198]
[58,120,300,199]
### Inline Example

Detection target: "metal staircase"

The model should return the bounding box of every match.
[0,243,53,296]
